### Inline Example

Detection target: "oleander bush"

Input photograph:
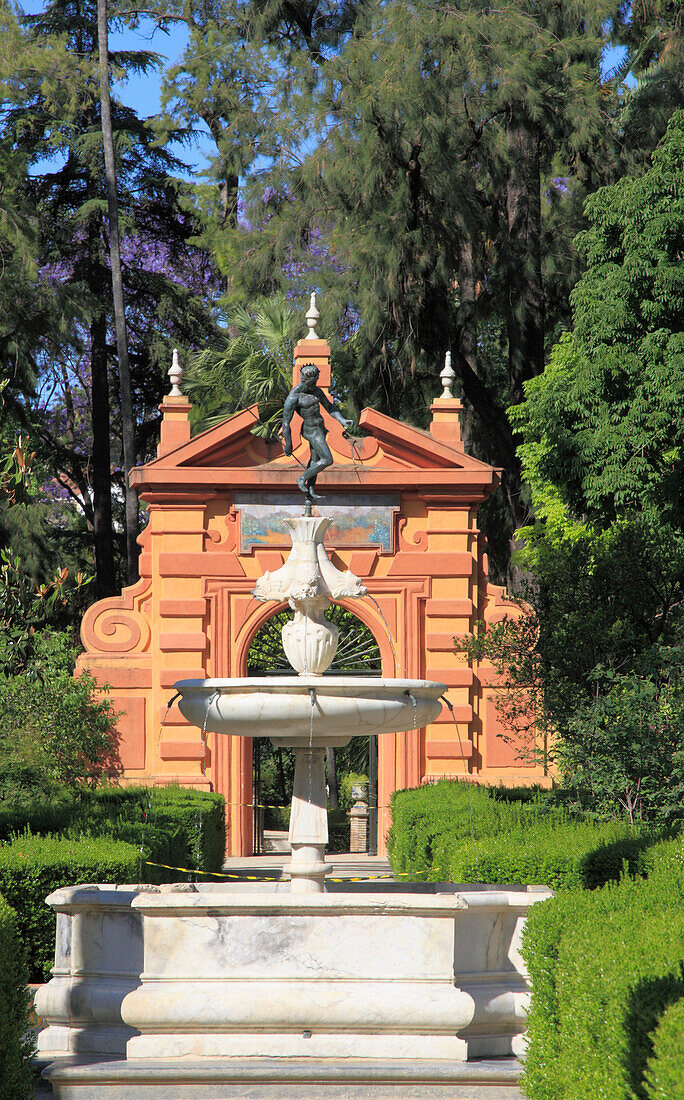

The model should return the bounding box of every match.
[522,835,684,1100]
[387,780,659,889]
[0,893,32,1100]
[0,834,141,981]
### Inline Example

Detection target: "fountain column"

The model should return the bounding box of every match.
[286,747,331,892]
[253,515,367,891]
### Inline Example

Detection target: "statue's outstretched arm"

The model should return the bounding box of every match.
[318,388,354,430]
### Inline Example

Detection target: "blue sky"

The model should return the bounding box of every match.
[19,2,214,175]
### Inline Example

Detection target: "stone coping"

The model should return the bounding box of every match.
[45,882,552,915]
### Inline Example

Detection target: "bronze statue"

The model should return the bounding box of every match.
[282,364,354,500]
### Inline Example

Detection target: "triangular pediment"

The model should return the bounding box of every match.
[143,403,494,474]
[132,401,500,500]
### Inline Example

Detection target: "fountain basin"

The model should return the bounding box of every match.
[37,879,553,1098]
[176,676,445,748]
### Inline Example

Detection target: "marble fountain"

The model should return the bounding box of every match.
[36,512,552,1099]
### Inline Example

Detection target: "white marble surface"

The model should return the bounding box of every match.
[176,677,444,744]
[252,516,367,604]
[34,882,553,1068]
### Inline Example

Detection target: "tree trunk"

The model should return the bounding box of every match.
[90,308,117,597]
[457,238,478,453]
[97,0,139,586]
[505,109,545,404]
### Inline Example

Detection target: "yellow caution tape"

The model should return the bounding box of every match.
[143,860,436,882]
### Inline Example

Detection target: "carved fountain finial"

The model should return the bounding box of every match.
[253,516,367,675]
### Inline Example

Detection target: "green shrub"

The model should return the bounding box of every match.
[0,794,74,840]
[0,893,32,1100]
[0,668,120,794]
[143,785,225,874]
[327,808,350,853]
[387,781,532,875]
[644,997,684,1100]
[522,836,684,1100]
[387,780,655,889]
[0,834,140,981]
[0,784,226,876]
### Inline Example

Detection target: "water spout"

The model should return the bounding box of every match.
[366,594,403,674]
[405,690,418,731]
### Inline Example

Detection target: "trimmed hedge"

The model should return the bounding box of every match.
[0,893,32,1100]
[645,997,684,1100]
[387,780,658,890]
[0,834,141,981]
[0,784,226,877]
[522,836,684,1100]
[0,786,225,980]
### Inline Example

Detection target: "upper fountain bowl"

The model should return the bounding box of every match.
[175,677,445,749]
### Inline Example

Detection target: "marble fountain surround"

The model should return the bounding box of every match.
[35,513,553,1098]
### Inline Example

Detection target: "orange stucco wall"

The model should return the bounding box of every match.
[77,338,550,856]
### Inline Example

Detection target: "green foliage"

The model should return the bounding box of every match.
[522,836,684,1100]
[478,117,684,821]
[142,784,225,877]
[387,781,667,890]
[327,808,350,854]
[0,893,32,1100]
[644,997,684,1100]
[513,109,684,537]
[0,783,225,982]
[0,833,141,981]
[184,297,297,436]
[0,785,226,879]
[338,772,368,812]
[463,532,684,825]
[0,552,90,677]
[0,658,120,794]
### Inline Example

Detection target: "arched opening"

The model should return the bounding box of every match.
[246,604,382,854]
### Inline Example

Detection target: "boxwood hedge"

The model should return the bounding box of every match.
[0,893,32,1100]
[522,835,684,1100]
[0,784,225,877]
[0,834,141,981]
[644,996,684,1100]
[387,780,659,890]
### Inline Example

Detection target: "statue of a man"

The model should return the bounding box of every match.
[282,364,354,498]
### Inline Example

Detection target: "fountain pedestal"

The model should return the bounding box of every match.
[286,746,332,892]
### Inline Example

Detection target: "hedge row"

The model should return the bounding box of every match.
[0,893,32,1100]
[522,835,684,1100]
[0,784,225,876]
[387,780,659,890]
[0,834,142,982]
[645,997,684,1100]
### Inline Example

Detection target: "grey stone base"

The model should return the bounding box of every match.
[43,1057,523,1099]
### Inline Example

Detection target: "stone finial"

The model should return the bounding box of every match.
[305,292,320,340]
[439,350,455,400]
[168,348,183,396]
